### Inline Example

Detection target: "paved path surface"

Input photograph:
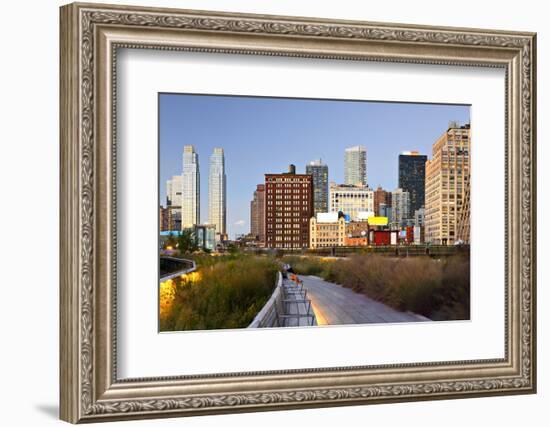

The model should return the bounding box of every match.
[299,275,429,325]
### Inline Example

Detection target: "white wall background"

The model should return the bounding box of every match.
[0,0,546,426]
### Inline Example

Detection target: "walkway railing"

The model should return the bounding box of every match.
[248,272,317,328]
[159,256,196,282]
[248,273,283,328]
[247,244,469,258]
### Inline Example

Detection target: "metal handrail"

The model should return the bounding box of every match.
[159,257,196,281]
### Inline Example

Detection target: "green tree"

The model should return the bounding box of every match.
[164,232,177,250]
[178,228,199,254]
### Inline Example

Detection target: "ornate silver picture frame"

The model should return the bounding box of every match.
[60,2,536,423]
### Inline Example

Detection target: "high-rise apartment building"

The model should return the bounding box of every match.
[181,145,200,229]
[164,175,183,232]
[425,124,471,245]
[391,188,411,228]
[373,186,392,217]
[265,165,313,249]
[309,212,346,249]
[329,183,374,221]
[344,145,367,186]
[250,184,266,245]
[166,175,183,207]
[208,147,226,235]
[305,159,329,215]
[398,151,428,215]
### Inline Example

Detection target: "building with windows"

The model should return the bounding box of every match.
[208,147,226,236]
[160,206,181,232]
[379,203,392,220]
[194,224,216,251]
[329,183,374,221]
[160,206,168,232]
[455,179,470,244]
[164,175,183,232]
[344,219,370,247]
[306,159,329,215]
[265,165,313,249]
[344,145,367,186]
[373,186,392,216]
[166,175,182,207]
[398,151,427,215]
[414,207,425,227]
[391,188,411,228]
[309,212,346,249]
[250,184,266,245]
[425,123,471,245]
[181,145,200,229]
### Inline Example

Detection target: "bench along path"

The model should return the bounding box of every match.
[299,275,429,325]
[279,278,317,327]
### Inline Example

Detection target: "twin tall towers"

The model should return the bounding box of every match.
[180,145,226,235]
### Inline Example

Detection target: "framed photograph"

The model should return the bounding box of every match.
[60,2,537,423]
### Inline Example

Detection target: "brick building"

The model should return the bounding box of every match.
[344,220,370,247]
[265,165,313,249]
[373,186,392,217]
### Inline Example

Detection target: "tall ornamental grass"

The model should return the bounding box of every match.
[285,254,470,320]
[160,256,278,331]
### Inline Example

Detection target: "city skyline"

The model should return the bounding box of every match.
[160,93,470,239]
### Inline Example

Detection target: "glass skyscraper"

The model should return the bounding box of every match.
[208,147,226,235]
[181,145,200,229]
[306,159,329,215]
[344,145,367,186]
[398,151,428,215]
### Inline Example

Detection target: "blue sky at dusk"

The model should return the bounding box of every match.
[159,94,470,239]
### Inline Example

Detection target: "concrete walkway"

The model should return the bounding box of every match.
[299,275,429,325]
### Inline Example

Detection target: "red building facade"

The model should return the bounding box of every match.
[265,166,313,249]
